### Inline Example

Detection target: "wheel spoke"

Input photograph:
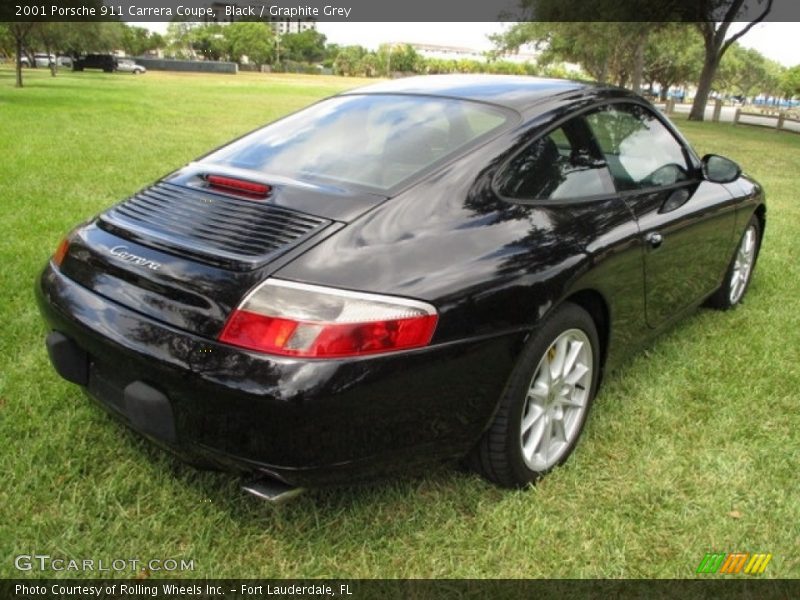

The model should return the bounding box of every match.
[536,356,553,389]
[521,405,544,436]
[552,415,567,442]
[556,393,584,409]
[522,415,547,461]
[565,362,589,386]
[550,336,568,379]
[562,340,582,380]
[527,379,549,402]
[537,412,553,459]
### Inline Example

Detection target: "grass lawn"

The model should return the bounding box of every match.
[1,67,798,579]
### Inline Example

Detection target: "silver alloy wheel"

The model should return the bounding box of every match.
[729,225,757,304]
[520,328,593,472]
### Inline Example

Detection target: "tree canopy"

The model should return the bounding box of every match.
[494,0,775,120]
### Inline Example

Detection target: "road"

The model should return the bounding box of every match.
[656,103,800,133]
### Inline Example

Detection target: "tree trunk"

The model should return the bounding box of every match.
[659,83,669,102]
[630,33,647,95]
[15,37,23,88]
[46,43,57,77]
[689,53,719,121]
[598,56,608,86]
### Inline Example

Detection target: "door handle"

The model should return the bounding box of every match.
[646,231,663,249]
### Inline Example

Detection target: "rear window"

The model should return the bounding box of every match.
[203,94,510,191]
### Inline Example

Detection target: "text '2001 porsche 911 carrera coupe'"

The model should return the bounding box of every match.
[37,75,765,500]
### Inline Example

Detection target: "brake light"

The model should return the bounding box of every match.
[53,238,70,267]
[219,279,438,358]
[206,175,270,198]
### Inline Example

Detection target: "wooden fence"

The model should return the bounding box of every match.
[733,108,800,133]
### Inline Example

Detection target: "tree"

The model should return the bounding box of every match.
[492,21,655,90]
[35,23,114,76]
[165,22,197,59]
[715,44,771,99]
[386,43,421,74]
[357,53,379,77]
[188,24,227,61]
[687,0,773,120]
[333,45,367,76]
[321,43,340,68]
[7,22,37,87]
[122,25,163,57]
[497,0,773,119]
[224,22,275,67]
[0,23,14,58]
[281,29,327,63]
[757,58,785,105]
[61,22,125,56]
[493,0,665,92]
[780,65,800,100]
[643,24,703,100]
[35,23,65,76]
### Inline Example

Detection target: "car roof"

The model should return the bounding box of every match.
[340,74,635,113]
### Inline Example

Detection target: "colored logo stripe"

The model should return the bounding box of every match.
[720,553,749,574]
[745,553,772,574]
[696,553,726,574]
[696,552,772,575]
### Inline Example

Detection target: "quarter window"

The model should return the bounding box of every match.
[585,104,690,191]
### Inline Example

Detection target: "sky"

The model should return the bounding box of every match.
[731,22,800,66]
[138,22,800,67]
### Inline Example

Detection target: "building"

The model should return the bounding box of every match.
[390,42,539,65]
[271,19,316,36]
[398,43,486,63]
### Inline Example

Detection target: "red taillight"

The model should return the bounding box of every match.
[53,238,70,267]
[206,175,270,198]
[219,279,438,358]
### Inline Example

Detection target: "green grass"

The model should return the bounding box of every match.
[1,67,799,579]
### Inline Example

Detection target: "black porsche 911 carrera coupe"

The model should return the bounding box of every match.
[37,75,765,499]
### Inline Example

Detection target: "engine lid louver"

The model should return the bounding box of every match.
[99,182,331,270]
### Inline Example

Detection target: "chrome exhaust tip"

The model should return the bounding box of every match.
[241,477,304,504]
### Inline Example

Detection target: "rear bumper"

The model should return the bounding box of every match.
[36,264,522,486]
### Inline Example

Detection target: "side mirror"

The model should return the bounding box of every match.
[701,154,741,184]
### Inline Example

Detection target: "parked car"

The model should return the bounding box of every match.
[19,54,73,68]
[73,54,117,73]
[18,54,70,68]
[116,58,146,74]
[37,75,765,500]
[33,53,55,67]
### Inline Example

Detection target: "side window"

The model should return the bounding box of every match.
[495,122,610,201]
[585,104,690,191]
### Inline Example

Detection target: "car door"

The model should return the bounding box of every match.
[491,114,649,356]
[583,102,738,328]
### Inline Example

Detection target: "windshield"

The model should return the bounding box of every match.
[203,94,510,191]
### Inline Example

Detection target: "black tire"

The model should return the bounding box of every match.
[469,302,600,488]
[706,214,761,310]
